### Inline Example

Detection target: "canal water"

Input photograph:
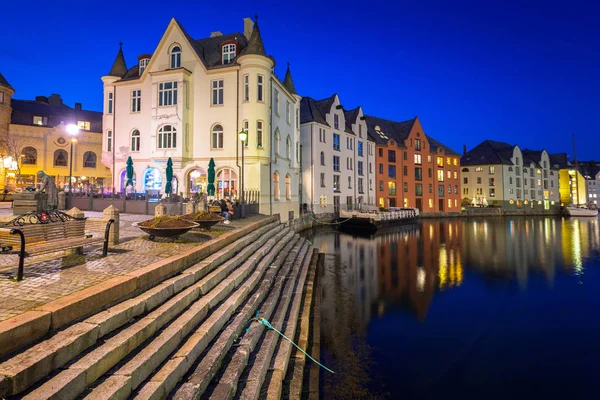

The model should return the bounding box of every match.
[301,216,600,400]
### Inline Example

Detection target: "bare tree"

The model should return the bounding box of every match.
[0,129,24,191]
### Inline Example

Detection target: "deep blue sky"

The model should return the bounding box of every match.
[1,0,598,160]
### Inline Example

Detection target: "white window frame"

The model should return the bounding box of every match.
[274,90,279,115]
[296,108,299,130]
[286,101,291,124]
[243,75,249,102]
[158,81,178,107]
[242,120,249,147]
[108,92,113,114]
[211,124,224,149]
[106,130,112,152]
[131,129,140,152]
[170,45,181,68]
[211,79,224,106]
[222,44,236,64]
[334,114,339,130]
[139,58,149,74]
[257,75,264,102]
[131,89,141,113]
[157,125,177,149]
[286,136,292,159]
[257,121,263,148]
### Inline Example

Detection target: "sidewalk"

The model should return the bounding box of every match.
[0,211,266,322]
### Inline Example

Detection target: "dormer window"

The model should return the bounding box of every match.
[222,44,236,64]
[139,58,149,74]
[170,45,181,68]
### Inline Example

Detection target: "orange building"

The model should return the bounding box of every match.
[365,116,461,212]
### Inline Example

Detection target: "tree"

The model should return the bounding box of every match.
[0,129,25,191]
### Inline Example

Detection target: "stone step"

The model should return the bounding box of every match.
[170,236,304,400]
[10,223,287,399]
[281,251,322,400]
[263,249,319,400]
[234,246,313,400]
[203,241,309,399]
[86,231,298,400]
[132,234,302,400]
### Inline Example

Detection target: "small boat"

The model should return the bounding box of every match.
[564,205,598,217]
[337,207,419,235]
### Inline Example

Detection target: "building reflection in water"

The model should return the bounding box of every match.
[307,216,600,326]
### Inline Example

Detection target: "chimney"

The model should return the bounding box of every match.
[463,144,467,156]
[75,103,82,111]
[210,31,223,38]
[243,17,254,39]
[35,96,48,103]
[48,94,63,106]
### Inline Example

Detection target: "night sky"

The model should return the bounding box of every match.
[1,0,598,160]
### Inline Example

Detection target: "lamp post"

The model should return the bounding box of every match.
[66,124,80,208]
[238,130,247,218]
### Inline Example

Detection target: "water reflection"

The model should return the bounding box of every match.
[303,216,600,399]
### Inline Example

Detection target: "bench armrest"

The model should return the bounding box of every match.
[0,228,26,281]
[103,219,115,257]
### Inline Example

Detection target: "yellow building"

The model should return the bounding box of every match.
[0,84,111,192]
[551,153,587,206]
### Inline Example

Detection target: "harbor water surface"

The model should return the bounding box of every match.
[301,216,600,399]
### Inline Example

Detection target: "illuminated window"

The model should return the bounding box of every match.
[77,121,90,130]
[437,170,444,182]
[437,157,444,166]
[414,154,422,165]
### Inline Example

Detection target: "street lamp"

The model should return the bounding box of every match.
[238,130,248,218]
[66,124,80,208]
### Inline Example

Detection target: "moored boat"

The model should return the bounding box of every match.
[337,207,419,234]
[564,205,598,217]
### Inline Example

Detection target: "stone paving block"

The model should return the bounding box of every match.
[37,275,137,330]
[0,310,51,358]
[0,321,99,396]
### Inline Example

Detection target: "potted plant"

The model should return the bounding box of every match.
[134,215,199,240]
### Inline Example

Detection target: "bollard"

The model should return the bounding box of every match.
[155,203,166,217]
[185,201,195,215]
[104,205,120,245]
[66,207,85,255]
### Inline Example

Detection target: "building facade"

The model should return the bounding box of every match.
[550,153,587,206]
[364,115,461,213]
[0,77,110,192]
[461,141,560,212]
[300,94,376,213]
[101,18,300,221]
[577,161,599,206]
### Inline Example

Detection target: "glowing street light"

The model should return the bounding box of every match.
[66,124,80,208]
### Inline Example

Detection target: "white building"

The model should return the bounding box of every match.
[300,94,376,213]
[578,162,600,206]
[101,17,301,221]
[461,140,560,212]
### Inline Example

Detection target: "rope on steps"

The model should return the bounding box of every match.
[246,310,335,374]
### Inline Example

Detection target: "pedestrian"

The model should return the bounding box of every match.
[220,198,230,224]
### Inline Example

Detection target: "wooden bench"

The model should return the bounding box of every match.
[0,211,114,281]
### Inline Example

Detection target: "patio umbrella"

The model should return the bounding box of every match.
[125,156,134,187]
[471,197,476,206]
[482,197,488,207]
[165,157,173,195]
[207,158,216,196]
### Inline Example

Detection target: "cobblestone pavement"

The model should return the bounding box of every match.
[0,212,265,321]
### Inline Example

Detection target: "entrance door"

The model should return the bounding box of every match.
[439,199,444,211]
[415,198,423,211]
[333,196,340,214]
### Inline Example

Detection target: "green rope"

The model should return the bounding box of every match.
[246,310,335,374]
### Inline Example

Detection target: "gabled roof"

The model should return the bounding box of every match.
[364,115,416,146]
[0,72,13,90]
[426,135,460,157]
[549,153,571,169]
[300,97,329,126]
[283,64,297,95]
[461,140,516,166]
[342,107,360,135]
[314,94,336,119]
[577,162,600,179]
[108,43,128,77]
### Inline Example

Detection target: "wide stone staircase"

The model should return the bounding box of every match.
[0,218,320,399]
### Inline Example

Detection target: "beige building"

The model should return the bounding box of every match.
[0,75,110,192]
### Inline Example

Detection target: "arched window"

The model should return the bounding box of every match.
[273,172,280,200]
[508,166,513,171]
[21,147,37,165]
[275,130,281,155]
[83,151,97,168]
[188,168,207,195]
[461,167,469,172]
[131,129,140,152]
[170,45,181,68]
[286,136,292,159]
[257,121,263,148]
[285,174,291,200]
[158,125,176,149]
[53,149,68,167]
[217,168,237,198]
[222,44,236,64]
[320,151,325,166]
[144,168,163,191]
[212,124,224,149]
